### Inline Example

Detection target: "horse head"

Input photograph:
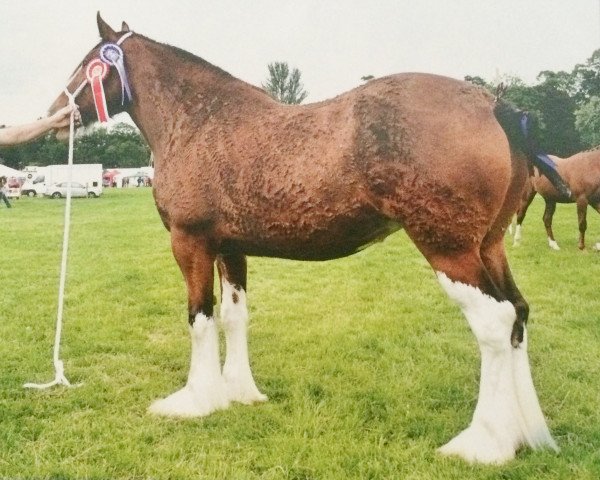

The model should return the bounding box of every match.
[49,13,133,140]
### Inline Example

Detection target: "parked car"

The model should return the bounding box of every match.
[44,182,102,198]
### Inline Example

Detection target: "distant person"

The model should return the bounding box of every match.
[0,105,79,146]
[0,176,11,208]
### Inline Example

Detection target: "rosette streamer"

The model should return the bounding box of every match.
[85,59,109,123]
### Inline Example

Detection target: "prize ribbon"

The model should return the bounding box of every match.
[100,43,132,105]
[85,59,109,123]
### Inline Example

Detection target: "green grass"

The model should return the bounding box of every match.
[1,189,600,479]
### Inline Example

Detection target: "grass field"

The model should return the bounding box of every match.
[1,188,600,479]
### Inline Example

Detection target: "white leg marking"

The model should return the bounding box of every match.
[548,238,560,250]
[436,273,557,464]
[148,314,230,417]
[220,280,267,404]
[513,224,522,246]
[512,330,558,451]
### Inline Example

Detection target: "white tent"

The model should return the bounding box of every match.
[0,163,22,178]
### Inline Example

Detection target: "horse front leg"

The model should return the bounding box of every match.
[149,228,229,417]
[217,254,267,405]
[576,196,588,250]
[542,199,560,250]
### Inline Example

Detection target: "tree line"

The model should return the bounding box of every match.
[3,51,599,171]
[466,49,600,157]
[0,122,151,170]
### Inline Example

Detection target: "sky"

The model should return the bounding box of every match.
[0,0,598,125]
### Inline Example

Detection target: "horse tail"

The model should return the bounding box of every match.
[493,99,572,198]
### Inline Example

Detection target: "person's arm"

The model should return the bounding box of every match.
[0,104,78,146]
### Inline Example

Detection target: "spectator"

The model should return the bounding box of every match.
[0,176,11,208]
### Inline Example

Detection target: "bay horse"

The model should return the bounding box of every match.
[49,14,564,464]
[513,149,600,250]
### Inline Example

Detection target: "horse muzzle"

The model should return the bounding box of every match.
[55,127,71,142]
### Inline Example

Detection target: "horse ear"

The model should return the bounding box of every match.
[97,12,116,40]
[121,21,130,32]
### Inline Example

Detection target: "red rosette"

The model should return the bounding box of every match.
[85,58,110,123]
[85,59,109,81]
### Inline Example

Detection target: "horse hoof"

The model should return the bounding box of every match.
[510,321,524,348]
[548,240,560,251]
[148,385,230,418]
[223,375,268,404]
[438,425,516,464]
[228,389,268,405]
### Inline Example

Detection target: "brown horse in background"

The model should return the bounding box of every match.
[513,149,600,250]
[48,15,561,464]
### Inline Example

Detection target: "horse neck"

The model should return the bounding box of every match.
[124,38,272,152]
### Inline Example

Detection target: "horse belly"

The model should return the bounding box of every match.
[533,175,568,202]
[219,209,401,261]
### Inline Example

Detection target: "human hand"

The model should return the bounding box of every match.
[49,104,81,128]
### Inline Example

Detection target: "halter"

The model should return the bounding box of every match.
[64,31,134,122]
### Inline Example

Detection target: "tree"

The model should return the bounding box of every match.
[575,96,600,148]
[464,75,491,89]
[499,74,581,156]
[74,123,150,168]
[533,81,581,156]
[536,70,577,97]
[572,49,600,104]
[262,62,308,104]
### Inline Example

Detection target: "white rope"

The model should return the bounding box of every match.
[24,91,79,389]
[24,31,134,390]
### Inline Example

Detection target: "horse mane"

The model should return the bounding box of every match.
[135,34,273,101]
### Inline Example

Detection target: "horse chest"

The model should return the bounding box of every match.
[152,170,215,227]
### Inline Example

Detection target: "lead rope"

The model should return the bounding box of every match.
[23,30,133,390]
[24,91,79,389]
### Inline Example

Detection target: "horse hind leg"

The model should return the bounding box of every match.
[480,235,558,447]
[217,254,267,404]
[149,228,229,417]
[513,188,536,246]
[425,248,556,464]
[543,199,560,250]
[591,202,600,251]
